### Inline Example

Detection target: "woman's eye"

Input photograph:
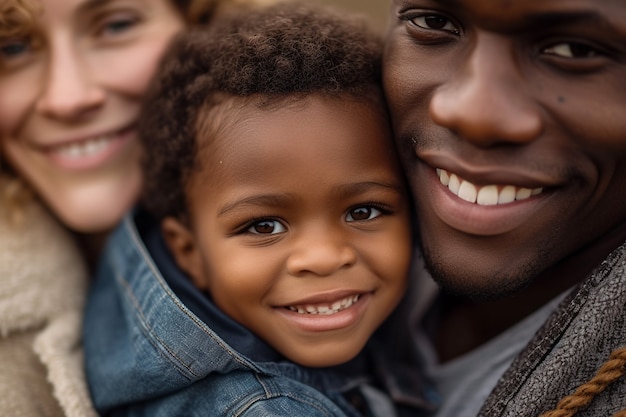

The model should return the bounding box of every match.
[410,15,459,35]
[543,42,598,59]
[96,14,139,37]
[105,18,136,34]
[346,206,383,222]
[247,220,286,235]
[0,39,30,59]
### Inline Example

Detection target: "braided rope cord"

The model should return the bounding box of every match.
[538,346,626,417]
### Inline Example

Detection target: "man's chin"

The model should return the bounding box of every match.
[422,251,539,301]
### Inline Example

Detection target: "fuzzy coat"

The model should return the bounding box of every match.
[0,198,97,417]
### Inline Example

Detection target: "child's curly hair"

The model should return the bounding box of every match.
[140,2,385,220]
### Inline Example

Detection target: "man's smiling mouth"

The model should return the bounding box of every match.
[437,168,544,205]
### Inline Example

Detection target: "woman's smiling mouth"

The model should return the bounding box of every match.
[41,125,137,171]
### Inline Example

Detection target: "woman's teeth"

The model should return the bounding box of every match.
[437,168,543,205]
[288,295,360,315]
[51,134,116,159]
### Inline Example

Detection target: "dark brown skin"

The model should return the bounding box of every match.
[383,0,626,361]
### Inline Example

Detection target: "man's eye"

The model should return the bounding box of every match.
[247,220,286,235]
[410,15,460,35]
[346,206,383,222]
[543,42,598,59]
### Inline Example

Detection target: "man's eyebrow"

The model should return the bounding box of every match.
[398,0,459,10]
[522,10,614,30]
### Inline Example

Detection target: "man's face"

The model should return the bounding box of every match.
[384,0,626,298]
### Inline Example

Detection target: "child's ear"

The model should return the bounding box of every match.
[161,217,209,290]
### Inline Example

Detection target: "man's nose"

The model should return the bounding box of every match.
[286,228,357,277]
[429,33,543,147]
[35,40,105,120]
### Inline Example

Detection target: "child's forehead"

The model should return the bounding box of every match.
[194,91,386,148]
[192,94,392,179]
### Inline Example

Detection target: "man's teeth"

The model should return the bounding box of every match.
[437,168,543,205]
[53,134,115,159]
[288,295,360,315]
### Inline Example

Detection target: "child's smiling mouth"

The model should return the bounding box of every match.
[287,294,360,315]
[277,292,372,333]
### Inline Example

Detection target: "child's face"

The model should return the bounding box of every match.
[164,95,411,367]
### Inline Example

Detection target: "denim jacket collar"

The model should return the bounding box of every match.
[85,209,437,413]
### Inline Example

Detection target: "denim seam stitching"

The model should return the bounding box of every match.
[121,216,260,375]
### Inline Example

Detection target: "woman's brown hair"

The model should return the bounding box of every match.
[0,0,269,216]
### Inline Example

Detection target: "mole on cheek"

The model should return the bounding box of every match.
[557,96,565,103]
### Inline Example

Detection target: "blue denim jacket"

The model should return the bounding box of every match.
[83,210,437,417]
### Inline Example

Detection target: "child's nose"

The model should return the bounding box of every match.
[286,229,357,277]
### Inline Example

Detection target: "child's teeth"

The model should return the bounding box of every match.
[289,295,360,315]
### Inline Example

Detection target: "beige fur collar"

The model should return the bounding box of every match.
[0,199,87,337]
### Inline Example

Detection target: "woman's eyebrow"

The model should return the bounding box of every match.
[77,0,115,15]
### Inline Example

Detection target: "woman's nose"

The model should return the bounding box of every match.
[286,229,358,277]
[429,34,543,147]
[36,41,105,120]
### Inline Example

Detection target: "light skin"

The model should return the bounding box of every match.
[0,0,184,234]
[384,0,626,359]
[164,95,412,368]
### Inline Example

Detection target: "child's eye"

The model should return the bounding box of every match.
[247,219,287,235]
[410,14,460,35]
[346,206,383,222]
[543,42,599,59]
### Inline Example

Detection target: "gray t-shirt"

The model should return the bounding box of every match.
[418,291,569,417]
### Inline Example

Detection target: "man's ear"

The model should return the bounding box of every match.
[161,217,208,290]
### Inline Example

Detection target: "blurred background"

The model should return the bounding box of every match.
[309,0,390,33]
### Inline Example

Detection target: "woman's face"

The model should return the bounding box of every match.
[0,0,184,233]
